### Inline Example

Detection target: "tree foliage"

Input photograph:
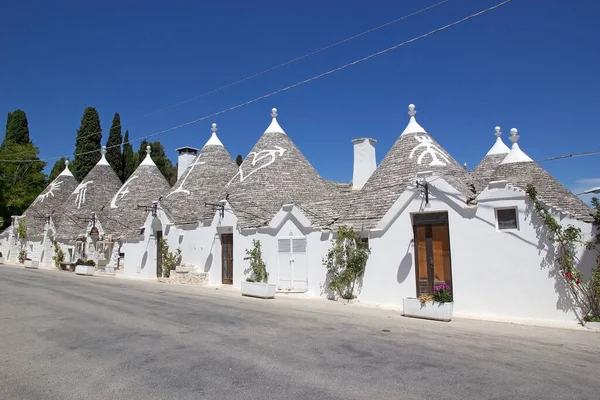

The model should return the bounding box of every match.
[138,140,176,185]
[0,110,46,227]
[526,184,600,323]
[2,110,30,146]
[159,237,181,278]
[322,226,369,299]
[122,130,136,181]
[244,239,268,283]
[48,157,68,181]
[71,107,102,181]
[106,113,123,182]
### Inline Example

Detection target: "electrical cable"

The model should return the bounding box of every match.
[0,0,513,163]
[6,0,452,158]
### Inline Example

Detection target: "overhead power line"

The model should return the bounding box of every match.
[0,0,514,164]
[16,0,451,157]
[536,149,600,162]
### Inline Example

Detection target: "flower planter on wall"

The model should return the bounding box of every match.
[75,265,95,276]
[403,298,453,322]
[241,281,276,299]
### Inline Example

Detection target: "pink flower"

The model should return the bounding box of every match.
[565,272,573,280]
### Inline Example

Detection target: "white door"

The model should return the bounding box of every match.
[277,237,308,292]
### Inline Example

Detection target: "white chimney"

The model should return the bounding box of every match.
[352,138,377,190]
[175,146,199,179]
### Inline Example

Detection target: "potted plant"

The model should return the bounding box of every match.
[75,258,96,276]
[403,283,454,322]
[241,239,275,299]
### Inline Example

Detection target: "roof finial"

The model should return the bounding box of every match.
[146,145,151,155]
[408,104,416,117]
[212,123,217,133]
[101,145,107,156]
[463,162,468,170]
[65,158,69,168]
[509,128,519,144]
[494,126,502,138]
[400,103,426,136]
[271,108,278,118]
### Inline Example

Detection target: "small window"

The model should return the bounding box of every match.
[496,208,518,230]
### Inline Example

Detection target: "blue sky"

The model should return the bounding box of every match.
[1,0,599,202]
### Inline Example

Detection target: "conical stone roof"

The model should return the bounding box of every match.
[472,126,511,194]
[344,104,476,229]
[492,129,593,223]
[23,160,79,238]
[224,108,334,229]
[104,146,172,238]
[163,124,238,223]
[55,147,123,240]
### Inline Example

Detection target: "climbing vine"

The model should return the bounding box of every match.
[322,226,370,300]
[526,184,600,323]
[244,239,268,283]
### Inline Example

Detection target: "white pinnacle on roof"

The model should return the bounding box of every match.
[263,108,286,135]
[58,158,74,177]
[140,144,156,166]
[500,128,533,164]
[97,145,110,165]
[400,104,427,136]
[203,123,224,147]
[486,126,511,156]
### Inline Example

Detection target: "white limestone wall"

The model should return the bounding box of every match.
[157,205,331,292]
[122,214,160,280]
[360,183,594,324]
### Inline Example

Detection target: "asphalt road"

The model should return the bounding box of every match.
[1,266,599,400]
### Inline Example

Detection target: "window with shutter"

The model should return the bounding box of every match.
[278,238,291,253]
[292,238,307,253]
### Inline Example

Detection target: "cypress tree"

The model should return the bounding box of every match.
[0,111,46,227]
[106,113,123,182]
[235,154,243,166]
[2,110,30,147]
[71,107,102,181]
[122,130,136,181]
[48,157,68,181]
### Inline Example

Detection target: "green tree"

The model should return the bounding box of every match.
[2,110,30,147]
[0,111,47,227]
[48,157,68,181]
[122,130,136,181]
[105,113,123,182]
[235,154,243,166]
[138,140,176,185]
[71,107,102,181]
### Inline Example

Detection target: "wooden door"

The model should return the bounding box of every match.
[413,213,452,296]
[156,230,163,278]
[221,233,233,284]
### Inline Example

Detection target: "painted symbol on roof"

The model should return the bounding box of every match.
[409,136,450,167]
[110,176,139,208]
[167,156,206,197]
[32,180,64,205]
[73,181,94,209]
[227,146,286,185]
